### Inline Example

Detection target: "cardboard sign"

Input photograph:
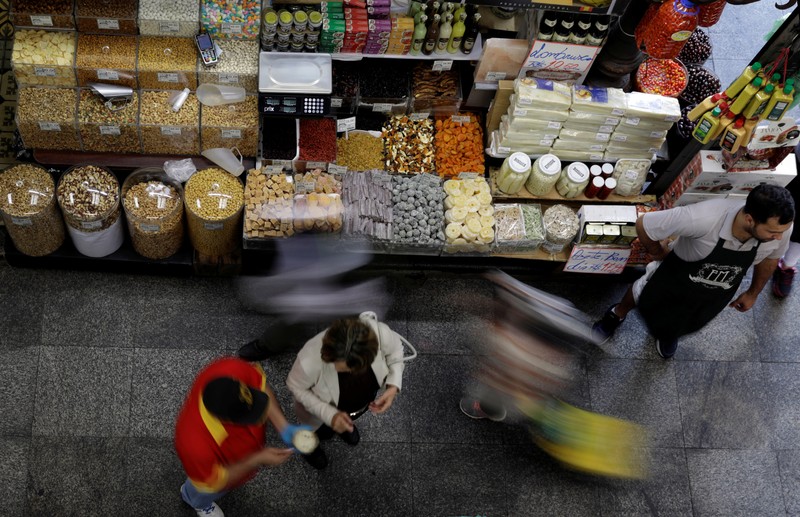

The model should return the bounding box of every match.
[565,245,631,275]
[520,40,600,85]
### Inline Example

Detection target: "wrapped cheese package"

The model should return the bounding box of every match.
[571,86,627,116]
[515,78,573,110]
[625,92,681,123]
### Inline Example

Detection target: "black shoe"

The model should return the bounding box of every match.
[655,337,678,359]
[302,446,328,469]
[592,305,625,345]
[339,426,360,446]
[237,340,271,362]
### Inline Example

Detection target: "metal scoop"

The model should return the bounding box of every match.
[87,83,134,112]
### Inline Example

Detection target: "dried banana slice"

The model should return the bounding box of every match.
[480,227,495,242]
[466,198,481,213]
[477,191,493,206]
[479,205,495,217]
[466,217,483,234]
[480,215,495,229]
[445,222,462,240]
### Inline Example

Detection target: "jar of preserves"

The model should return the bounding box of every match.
[496,152,531,195]
[635,0,698,60]
[555,162,591,198]
[698,0,726,27]
[525,153,562,196]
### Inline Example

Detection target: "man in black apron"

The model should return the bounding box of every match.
[593,184,794,359]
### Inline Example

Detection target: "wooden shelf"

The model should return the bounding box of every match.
[33,150,256,171]
[492,249,569,262]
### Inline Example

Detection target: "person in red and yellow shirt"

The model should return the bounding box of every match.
[175,357,310,517]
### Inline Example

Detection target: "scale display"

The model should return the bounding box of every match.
[259,94,330,117]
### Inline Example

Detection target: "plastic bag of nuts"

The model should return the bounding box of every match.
[56,165,124,257]
[0,164,65,256]
[78,89,141,154]
[244,169,295,239]
[184,167,244,256]
[122,168,185,260]
[138,36,199,90]
[75,34,137,88]
[139,90,200,155]
[16,88,81,151]
[293,193,343,234]
[12,30,77,87]
[201,96,260,157]
[382,116,436,174]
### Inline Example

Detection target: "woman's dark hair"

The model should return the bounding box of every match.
[744,184,795,225]
[321,318,379,373]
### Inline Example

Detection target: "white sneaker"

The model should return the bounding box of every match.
[195,502,224,517]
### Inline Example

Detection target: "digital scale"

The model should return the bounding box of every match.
[259,94,330,117]
[258,52,333,117]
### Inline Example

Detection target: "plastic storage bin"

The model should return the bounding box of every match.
[243,169,295,245]
[184,167,244,256]
[138,36,198,90]
[138,0,199,36]
[121,167,185,259]
[16,87,80,151]
[197,39,259,93]
[139,90,200,155]
[330,62,360,116]
[201,95,260,157]
[0,164,65,256]
[200,0,261,40]
[75,34,138,88]
[56,165,124,257]
[75,0,138,34]
[11,0,75,29]
[410,64,462,116]
[12,30,77,88]
[78,88,141,153]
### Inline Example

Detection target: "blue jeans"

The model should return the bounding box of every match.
[181,479,228,510]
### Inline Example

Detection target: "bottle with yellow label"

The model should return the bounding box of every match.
[724,62,762,99]
[729,77,763,115]
[687,92,725,122]
[692,106,722,144]
[740,117,760,147]
[710,105,736,140]
[764,84,794,121]
[720,117,747,154]
[742,83,774,119]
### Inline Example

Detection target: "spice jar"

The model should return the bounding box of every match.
[555,162,591,198]
[122,168,185,260]
[496,152,531,195]
[0,164,65,256]
[525,153,562,196]
[184,167,244,256]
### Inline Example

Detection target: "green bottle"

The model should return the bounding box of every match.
[447,12,467,54]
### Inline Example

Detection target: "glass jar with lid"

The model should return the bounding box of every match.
[496,152,531,195]
[0,164,65,256]
[122,168,185,260]
[184,167,244,256]
[525,153,562,196]
[555,162,591,198]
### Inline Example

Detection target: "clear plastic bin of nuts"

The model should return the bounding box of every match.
[0,164,65,256]
[12,30,77,88]
[11,0,75,29]
[78,89,141,154]
[75,34,138,88]
[139,0,200,37]
[197,39,259,93]
[243,169,295,246]
[16,88,81,151]
[184,167,244,256]
[122,168,185,260]
[201,96,259,157]
[139,90,200,155]
[75,0,138,35]
[138,36,199,90]
[56,165,124,257]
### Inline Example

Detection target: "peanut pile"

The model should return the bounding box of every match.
[184,167,244,255]
[16,88,81,150]
[138,36,198,90]
[123,179,185,260]
[75,34,137,87]
[139,90,200,155]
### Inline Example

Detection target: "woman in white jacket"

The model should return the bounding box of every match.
[286,311,405,469]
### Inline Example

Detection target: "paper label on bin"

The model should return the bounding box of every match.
[159,21,181,33]
[330,97,343,108]
[328,164,347,174]
[99,125,121,135]
[218,73,240,84]
[458,172,479,179]
[452,115,471,124]
[30,15,53,26]
[97,69,120,80]
[264,165,284,174]
[38,122,61,131]
[372,103,392,113]
[297,181,316,193]
[81,220,103,230]
[432,60,452,72]
[221,129,241,138]
[306,162,327,170]
[337,117,356,132]
[271,160,292,170]
[157,72,179,83]
[11,216,32,226]
[222,22,243,34]
[161,126,182,136]
[485,71,507,81]
[34,67,56,77]
[204,222,224,230]
[97,18,120,30]
[139,223,161,232]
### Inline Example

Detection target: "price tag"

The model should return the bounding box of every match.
[410,112,429,121]
[451,115,471,124]
[599,125,614,133]
[605,117,620,125]
[34,67,56,77]
[97,18,120,30]
[458,172,479,180]
[97,69,119,80]
[222,129,242,138]
[218,73,239,84]
[297,180,316,193]
[30,15,53,26]
[264,165,284,174]
[306,161,327,169]
[517,97,532,106]
[539,139,553,146]
[485,71,507,81]
[157,72,179,83]
[139,223,161,232]
[222,22,243,34]
[328,164,347,174]
[650,131,664,138]
[204,222,224,230]
[547,121,561,129]
[498,145,511,154]
[11,217,33,226]
[337,117,356,132]
[513,108,527,117]
[590,154,604,161]
[81,220,103,230]
[38,122,61,131]
[372,103,392,113]
[625,117,640,127]
[159,21,180,33]
[623,169,639,181]
[613,134,628,142]
[590,144,604,151]
[271,160,292,169]
[543,134,558,140]
[611,108,625,117]
[330,98,343,108]
[99,125,121,135]
[432,60,453,72]
[161,126,182,136]
[596,133,610,141]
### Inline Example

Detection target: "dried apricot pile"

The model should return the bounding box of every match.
[434,114,485,179]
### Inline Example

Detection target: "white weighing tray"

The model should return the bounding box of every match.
[259,52,332,94]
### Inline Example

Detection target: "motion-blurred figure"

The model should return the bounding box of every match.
[237,235,390,361]
[461,271,648,479]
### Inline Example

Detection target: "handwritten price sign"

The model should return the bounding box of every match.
[520,41,600,85]
[564,246,631,275]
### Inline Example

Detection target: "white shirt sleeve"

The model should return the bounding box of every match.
[642,199,731,242]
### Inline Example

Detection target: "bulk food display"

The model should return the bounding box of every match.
[0,164,65,256]
[75,0,138,35]
[139,0,200,37]
[16,88,80,151]
[137,36,198,90]
[434,114,484,179]
[12,30,77,88]
[197,39,259,92]
[244,170,294,240]
[56,165,124,258]
[336,131,384,171]
[78,89,141,154]
[443,178,495,254]
[411,64,462,115]
[200,0,261,40]
[11,0,75,29]
[201,96,259,157]
[184,167,244,255]
[382,116,436,174]
[390,173,444,254]
[121,168,185,260]
[139,90,200,155]
[342,170,393,244]
[75,34,138,88]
